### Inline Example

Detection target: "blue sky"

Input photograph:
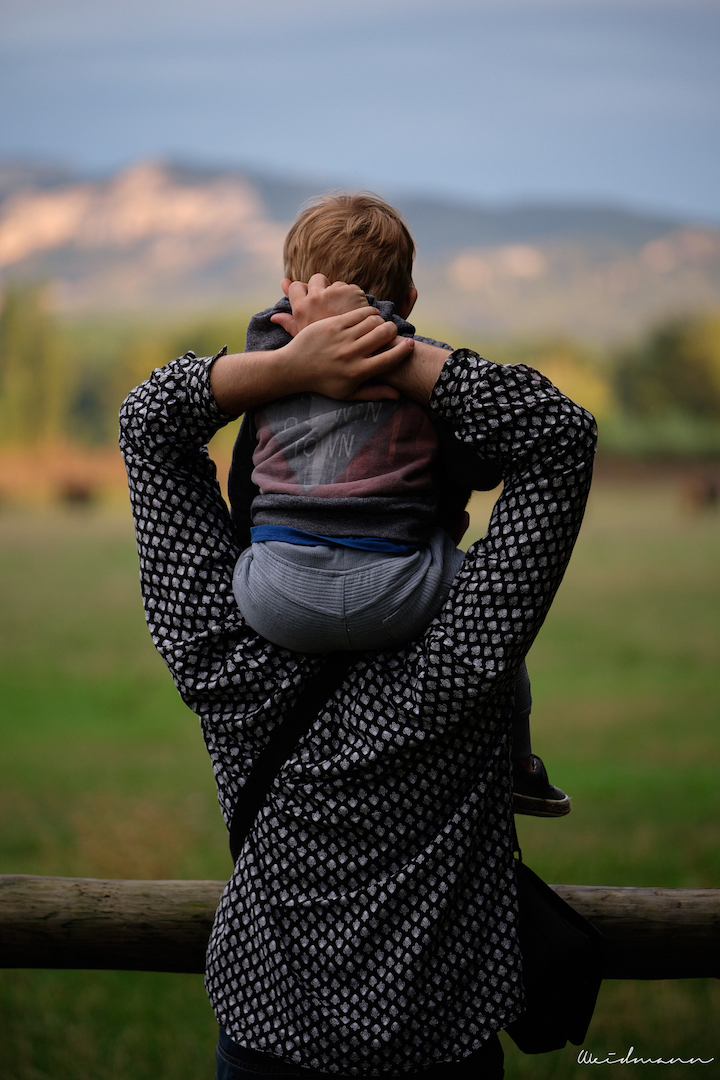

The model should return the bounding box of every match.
[2,0,719,221]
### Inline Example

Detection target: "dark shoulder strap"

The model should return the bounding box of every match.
[229,653,355,863]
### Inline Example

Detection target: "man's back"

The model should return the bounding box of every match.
[120,342,596,1073]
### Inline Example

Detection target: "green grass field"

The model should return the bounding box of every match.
[0,472,718,1079]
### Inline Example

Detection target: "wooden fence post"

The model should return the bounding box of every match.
[0,875,718,978]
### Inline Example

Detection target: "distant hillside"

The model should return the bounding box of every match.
[1,158,718,340]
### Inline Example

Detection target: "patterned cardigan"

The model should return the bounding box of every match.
[120,348,596,1076]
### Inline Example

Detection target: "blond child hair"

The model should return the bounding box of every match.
[283,192,416,308]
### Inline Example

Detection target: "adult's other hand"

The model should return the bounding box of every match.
[210,307,413,414]
[270,274,369,338]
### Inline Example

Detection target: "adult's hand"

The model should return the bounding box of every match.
[267,274,451,404]
[210,308,413,415]
[270,275,369,337]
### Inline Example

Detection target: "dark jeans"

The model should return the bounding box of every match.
[216,1028,504,1080]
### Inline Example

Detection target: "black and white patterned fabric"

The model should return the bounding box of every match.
[120,349,596,1076]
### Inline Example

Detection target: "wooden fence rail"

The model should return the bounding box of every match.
[1,875,718,980]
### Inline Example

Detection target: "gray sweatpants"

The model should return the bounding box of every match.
[233,527,463,652]
[233,528,532,756]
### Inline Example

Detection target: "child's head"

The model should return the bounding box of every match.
[283,192,416,313]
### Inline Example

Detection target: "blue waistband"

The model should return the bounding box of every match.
[250,526,419,555]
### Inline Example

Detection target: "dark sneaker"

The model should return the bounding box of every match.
[513,755,571,817]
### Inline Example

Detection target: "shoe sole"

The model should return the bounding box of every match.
[513,792,571,817]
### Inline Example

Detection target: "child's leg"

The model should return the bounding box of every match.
[511,662,532,762]
[511,662,571,817]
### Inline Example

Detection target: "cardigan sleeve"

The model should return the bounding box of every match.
[119,351,320,720]
[418,348,596,706]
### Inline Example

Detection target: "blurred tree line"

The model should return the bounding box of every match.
[1,281,720,457]
[0,284,68,446]
[0,282,251,449]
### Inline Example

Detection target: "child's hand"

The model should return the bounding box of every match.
[270,274,369,337]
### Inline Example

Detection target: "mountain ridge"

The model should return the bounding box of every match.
[0,158,718,340]
[0,156,689,241]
